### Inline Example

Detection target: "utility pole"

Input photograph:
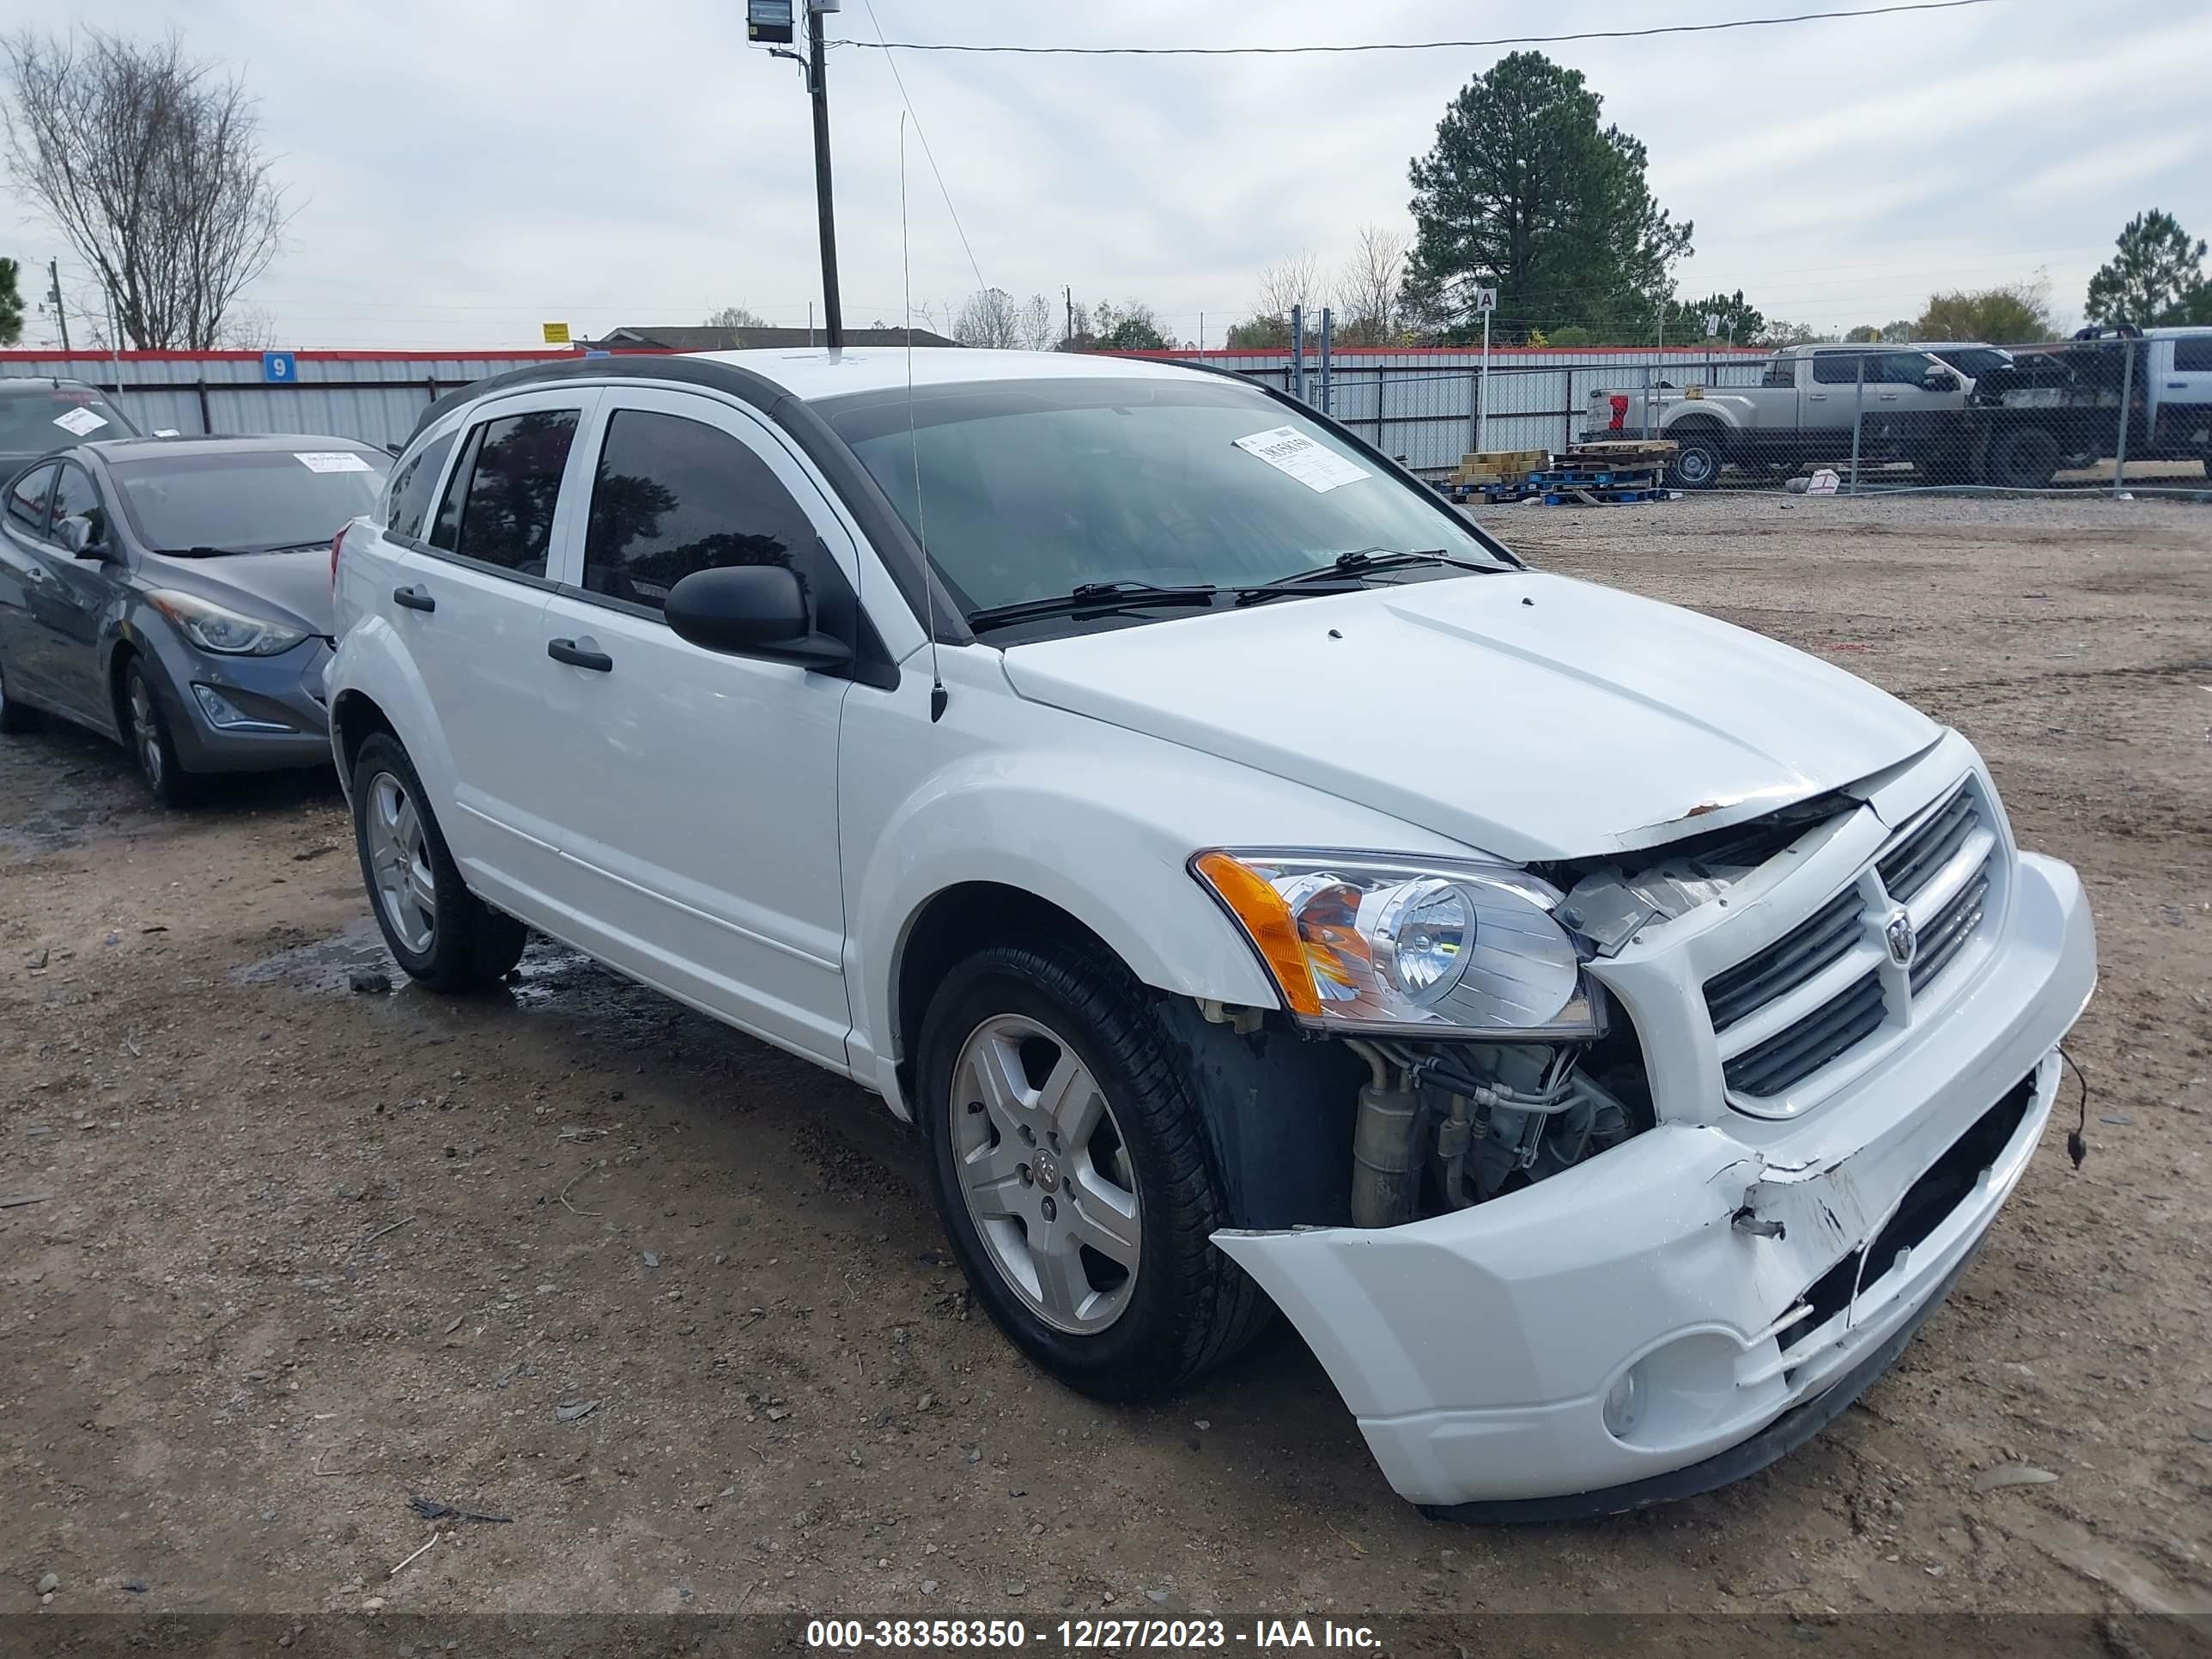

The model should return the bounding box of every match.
[1064,287,1074,349]
[805,1,843,352]
[46,259,70,354]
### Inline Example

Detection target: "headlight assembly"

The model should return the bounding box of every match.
[1191,849,1601,1037]
[149,589,310,657]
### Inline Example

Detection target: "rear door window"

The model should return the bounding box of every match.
[430,410,580,575]
[580,408,815,612]
[1811,353,1863,385]
[2173,337,2212,374]
[5,464,57,538]
[385,429,459,544]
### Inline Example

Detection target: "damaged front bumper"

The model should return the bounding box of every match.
[1212,850,2095,1518]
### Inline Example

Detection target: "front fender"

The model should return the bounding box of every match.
[838,648,1483,1111]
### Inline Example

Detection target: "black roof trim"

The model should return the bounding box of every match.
[405,355,966,646]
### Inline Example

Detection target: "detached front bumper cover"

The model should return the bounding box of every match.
[1213,851,2094,1517]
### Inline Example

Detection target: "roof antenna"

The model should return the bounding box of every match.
[900,112,947,723]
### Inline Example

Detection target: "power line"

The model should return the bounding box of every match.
[831,1,1998,57]
[860,0,987,298]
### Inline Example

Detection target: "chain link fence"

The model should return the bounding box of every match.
[1243,335,2212,498]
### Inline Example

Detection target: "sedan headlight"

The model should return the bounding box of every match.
[149,589,310,656]
[1191,849,1601,1036]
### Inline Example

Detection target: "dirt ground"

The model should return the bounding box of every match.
[2,493,2208,1625]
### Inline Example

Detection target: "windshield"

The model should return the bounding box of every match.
[1926,347,2012,379]
[817,377,1510,617]
[0,386,138,453]
[112,447,389,552]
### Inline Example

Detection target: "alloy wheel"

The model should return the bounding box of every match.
[950,1013,1142,1334]
[365,770,437,956]
[128,673,165,790]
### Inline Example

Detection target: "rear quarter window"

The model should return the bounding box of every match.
[385,429,458,544]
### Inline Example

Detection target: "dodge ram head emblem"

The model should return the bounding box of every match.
[1884,909,1917,968]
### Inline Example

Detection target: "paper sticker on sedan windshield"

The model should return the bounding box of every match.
[52,406,107,437]
[1231,426,1369,493]
[294,451,374,473]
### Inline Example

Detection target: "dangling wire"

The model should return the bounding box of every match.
[899,113,947,721]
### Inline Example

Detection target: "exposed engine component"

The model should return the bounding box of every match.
[1342,1028,1654,1224]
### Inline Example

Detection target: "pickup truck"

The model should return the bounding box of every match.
[1587,343,1970,488]
[1968,326,2212,487]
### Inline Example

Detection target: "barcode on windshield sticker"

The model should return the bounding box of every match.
[294,451,374,473]
[52,407,107,437]
[1231,426,1369,493]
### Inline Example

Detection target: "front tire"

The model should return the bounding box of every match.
[123,658,200,808]
[917,940,1270,1401]
[349,732,526,991]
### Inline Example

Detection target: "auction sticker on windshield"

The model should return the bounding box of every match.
[294,451,374,472]
[1231,425,1369,493]
[52,407,107,437]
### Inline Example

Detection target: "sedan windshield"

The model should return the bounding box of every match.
[111,447,389,553]
[817,377,1510,617]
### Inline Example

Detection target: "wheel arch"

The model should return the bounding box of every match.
[891,879,1362,1231]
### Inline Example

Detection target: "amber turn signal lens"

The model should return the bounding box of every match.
[1192,850,1322,1018]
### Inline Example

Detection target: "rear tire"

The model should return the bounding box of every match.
[1985,425,2063,489]
[349,732,526,991]
[0,651,40,734]
[1666,428,1725,489]
[123,657,202,809]
[917,939,1271,1401]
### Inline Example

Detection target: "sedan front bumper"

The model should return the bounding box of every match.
[1212,851,2095,1516]
[155,635,334,775]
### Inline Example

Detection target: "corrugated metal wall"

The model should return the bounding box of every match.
[1147,347,1772,471]
[1,343,1775,472]
[0,350,599,450]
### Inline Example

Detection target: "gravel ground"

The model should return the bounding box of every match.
[1,493,2207,1625]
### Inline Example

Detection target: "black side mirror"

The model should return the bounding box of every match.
[665,563,852,670]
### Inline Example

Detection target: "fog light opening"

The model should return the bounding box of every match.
[1602,1364,1645,1439]
[191,684,288,732]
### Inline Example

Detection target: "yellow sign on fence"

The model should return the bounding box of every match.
[542,322,571,345]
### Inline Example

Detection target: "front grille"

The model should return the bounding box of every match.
[1911,867,1990,993]
[1705,772,2001,1108]
[1723,972,1886,1097]
[1879,787,1977,901]
[1705,887,1863,1035]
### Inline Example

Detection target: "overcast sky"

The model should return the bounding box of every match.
[3,0,2205,350]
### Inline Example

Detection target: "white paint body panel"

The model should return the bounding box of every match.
[325,346,2100,1512]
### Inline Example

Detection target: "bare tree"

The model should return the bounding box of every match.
[1335,226,1407,345]
[1257,252,1321,323]
[3,27,287,350]
[1014,292,1057,352]
[952,288,1023,349]
[704,304,769,329]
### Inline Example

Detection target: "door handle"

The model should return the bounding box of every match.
[1878,392,1899,401]
[392,584,435,612]
[548,638,613,672]
[1808,392,1827,401]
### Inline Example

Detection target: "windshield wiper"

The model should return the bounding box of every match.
[153,544,258,558]
[966,580,1219,632]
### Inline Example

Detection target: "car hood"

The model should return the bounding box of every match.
[997,570,1940,863]
[138,546,335,638]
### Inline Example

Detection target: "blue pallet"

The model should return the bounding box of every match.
[1538,487,1668,505]
[1528,467,1662,489]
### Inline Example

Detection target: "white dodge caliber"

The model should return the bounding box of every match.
[326,348,2095,1520]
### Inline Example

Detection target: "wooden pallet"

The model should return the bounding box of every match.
[1527,465,1664,490]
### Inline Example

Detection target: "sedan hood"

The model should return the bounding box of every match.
[998,571,1939,863]
[139,547,334,638]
